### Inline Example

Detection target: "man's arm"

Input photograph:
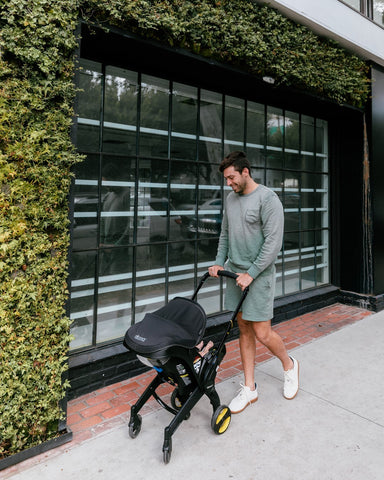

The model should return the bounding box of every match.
[209,202,229,277]
[246,191,284,280]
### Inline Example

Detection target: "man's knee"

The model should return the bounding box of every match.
[252,322,272,344]
[237,315,253,336]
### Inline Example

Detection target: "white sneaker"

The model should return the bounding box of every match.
[229,383,258,414]
[284,357,299,399]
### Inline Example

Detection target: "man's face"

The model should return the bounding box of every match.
[223,166,248,194]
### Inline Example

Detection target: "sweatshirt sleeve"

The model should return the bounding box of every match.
[214,206,229,267]
[246,191,284,279]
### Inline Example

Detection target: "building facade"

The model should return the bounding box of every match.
[67,1,384,398]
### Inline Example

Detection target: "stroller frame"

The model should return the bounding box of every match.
[124,270,248,463]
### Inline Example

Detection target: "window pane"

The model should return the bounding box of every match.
[171,83,198,160]
[285,111,300,151]
[373,1,384,27]
[246,101,265,166]
[135,245,167,323]
[97,247,133,343]
[100,156,135,247]
[224,96,245,155]
[77,60,102,152]
[267,107,284,168]
[168,247,196,300]
[316,230,329,285]
[70,251,96,350]
[196,243,221,314]
[199,90,222,162]
[72,153,99,251]
[137,159,169,244]
[302,115,315,153]
[170,160,197,243]
[103,67,138,155]
[283,238,300,294]
[316,119,328,172]
[197,165,222,252]
[140,75,170,157]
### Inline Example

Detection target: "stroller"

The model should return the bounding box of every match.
[123,270,248,463]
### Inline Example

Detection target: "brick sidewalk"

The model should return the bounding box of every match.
[67,302,372,445]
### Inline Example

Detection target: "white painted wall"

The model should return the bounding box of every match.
[256,0,384,66]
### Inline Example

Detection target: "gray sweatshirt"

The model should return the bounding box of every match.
[215,184,284,279]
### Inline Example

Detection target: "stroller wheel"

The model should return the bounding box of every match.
[163,437,172,464]
[211,405,231,435]
[128,414,142,438]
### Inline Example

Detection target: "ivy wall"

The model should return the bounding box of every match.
[0,0,370,457]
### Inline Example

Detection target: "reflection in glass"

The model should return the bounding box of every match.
[137,159,169,244]
[373,1,384,27]
[172,83,198,160]
[316,119,328,173]
[247,101,265,166]
[72,153,99,251]
[101,159,134,247]
[135,244,167,323]
[103,67,138,155]
[168,243,196,300]
[224,96,245,156]
[199,90,222,163]
[77,60,103,152]
[97,247,133,343]
[70,251,96,350]
[285,111,299,151]
[301,115,315,153]
[140,75,170,157]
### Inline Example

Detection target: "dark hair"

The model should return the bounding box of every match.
[219,151,252,176]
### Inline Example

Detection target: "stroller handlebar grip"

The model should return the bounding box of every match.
[217,270,238,280]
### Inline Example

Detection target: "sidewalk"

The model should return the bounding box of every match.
[4,303,384,479]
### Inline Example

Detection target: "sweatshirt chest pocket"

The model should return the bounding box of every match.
[245,208,261,224]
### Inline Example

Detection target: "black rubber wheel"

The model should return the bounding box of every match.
[211,405,231,435]
[163,438,172,464]
[128,414,142,439]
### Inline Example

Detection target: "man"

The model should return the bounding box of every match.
[209,151,299,414]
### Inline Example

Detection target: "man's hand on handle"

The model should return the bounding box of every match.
[235,272,253,291]
[208,265,224,277]
[208,266,253,291]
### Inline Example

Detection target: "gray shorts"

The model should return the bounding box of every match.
[224,266,276,322]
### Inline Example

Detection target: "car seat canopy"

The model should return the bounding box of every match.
[124,297,207,357]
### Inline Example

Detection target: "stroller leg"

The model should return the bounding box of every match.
[162,386,202,463]
[205,384,221,412]
[128,374,162,438]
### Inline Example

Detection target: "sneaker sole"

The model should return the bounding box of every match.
[283,360,300,400]
[230,396,258,414]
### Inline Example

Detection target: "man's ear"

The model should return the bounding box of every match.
[242,167,250,177]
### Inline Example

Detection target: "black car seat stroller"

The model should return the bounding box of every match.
[123,270,248,464]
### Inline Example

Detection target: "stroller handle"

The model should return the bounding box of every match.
[217,270,238,280]
[192,270,249,302]
[192,269,250,354]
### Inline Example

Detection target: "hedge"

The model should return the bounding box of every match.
[0,0,370,457]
